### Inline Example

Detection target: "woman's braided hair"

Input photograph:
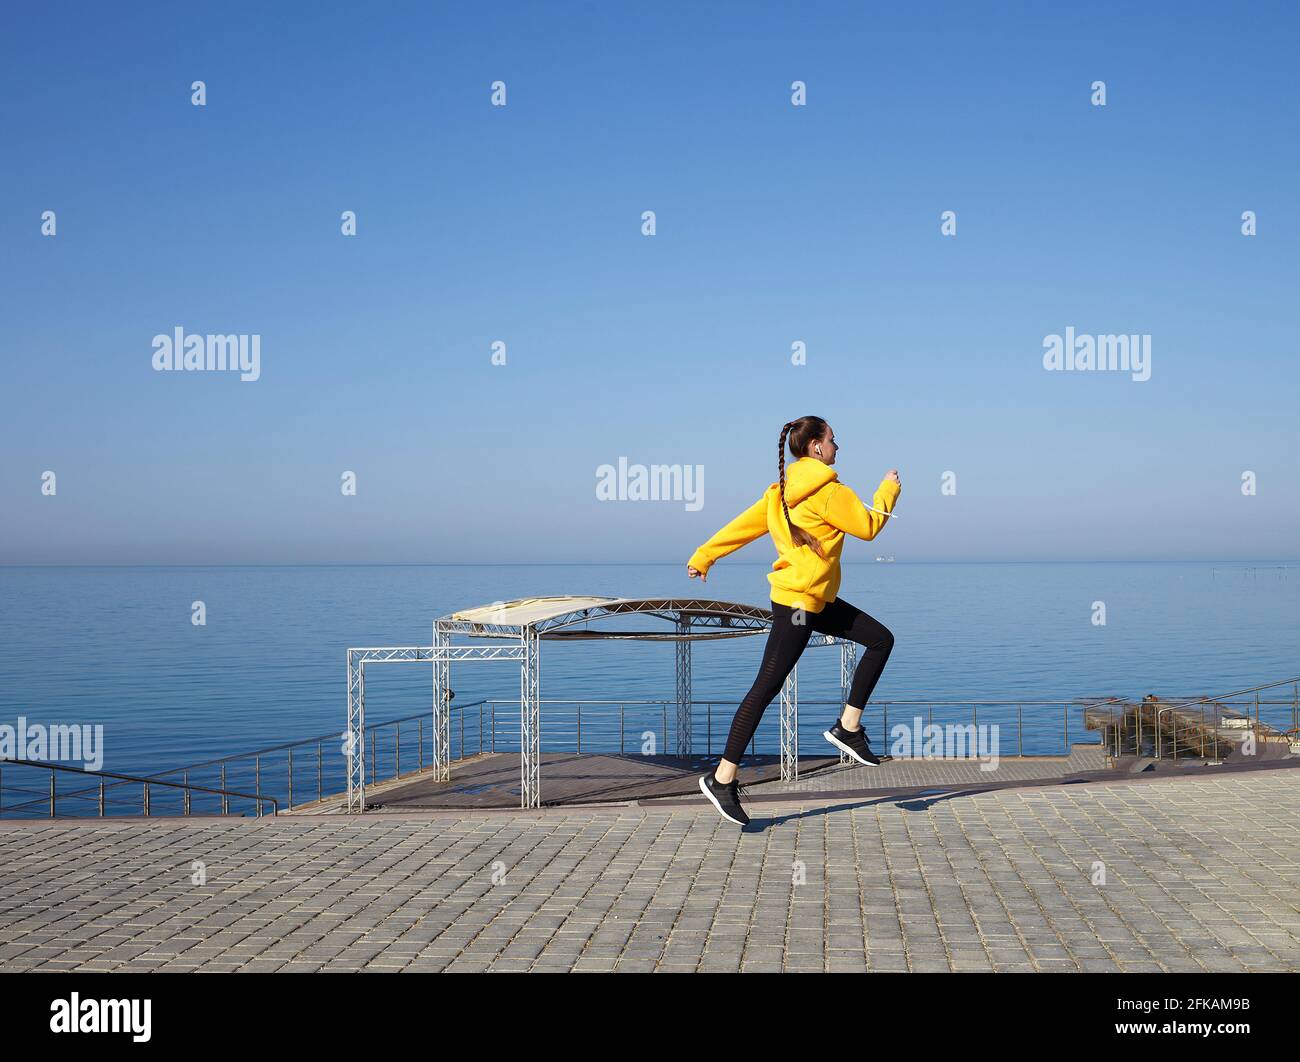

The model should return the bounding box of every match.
[778,416,829,559]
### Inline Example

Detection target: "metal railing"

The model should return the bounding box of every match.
[0,701,488,819]
[1154,680,1298,761]
[1090,680,1299,761]
[447,689,1297,765]
[18,682,1292,819]
[472,697,1115,760]
[0,759,277,819]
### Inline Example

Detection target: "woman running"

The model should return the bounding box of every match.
[686,415,901,825]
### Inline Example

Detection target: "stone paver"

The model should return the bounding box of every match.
[1,771,1297,972]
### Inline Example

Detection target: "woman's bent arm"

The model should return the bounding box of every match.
[687,493,768,575]
[823,478,901,541]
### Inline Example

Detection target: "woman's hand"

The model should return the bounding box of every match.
[687,565,706,582]
[884,469,901,485]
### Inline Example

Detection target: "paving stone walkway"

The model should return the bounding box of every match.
[1,771,1296,972]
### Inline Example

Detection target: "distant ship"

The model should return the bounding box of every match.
[874,555,895,562]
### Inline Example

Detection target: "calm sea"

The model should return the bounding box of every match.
[1,562,1297,808]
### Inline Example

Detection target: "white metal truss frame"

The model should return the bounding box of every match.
[775,631,843,783]
[346,599,855,812]
[521,625,540,806]
[346,643,524,813]
[675,615,692,755]
[780,660,798,781]
[839,640,858,766]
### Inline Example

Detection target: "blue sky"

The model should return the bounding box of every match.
[2,0,1297,563]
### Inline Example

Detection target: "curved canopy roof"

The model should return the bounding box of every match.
[438,596,777,641]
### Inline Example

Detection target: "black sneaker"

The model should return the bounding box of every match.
[824,720,882,766]
[698,772,750,826]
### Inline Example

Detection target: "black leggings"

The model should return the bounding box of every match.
[721,597,895,765]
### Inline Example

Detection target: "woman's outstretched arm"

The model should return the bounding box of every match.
[823,473,901,541]
[686,492,769,579]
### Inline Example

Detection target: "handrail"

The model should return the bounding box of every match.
[473,694,1125,758]
[6,699,489,817]
[15,682,1289,817]
[538,697,1127,705]
[145,698,490,778]
[1152,677,1300,758]
[0,758,278,819]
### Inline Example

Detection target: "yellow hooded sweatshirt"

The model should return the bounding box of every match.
[687,457,900,614]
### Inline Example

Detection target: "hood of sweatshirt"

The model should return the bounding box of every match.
[777,456,839,508]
